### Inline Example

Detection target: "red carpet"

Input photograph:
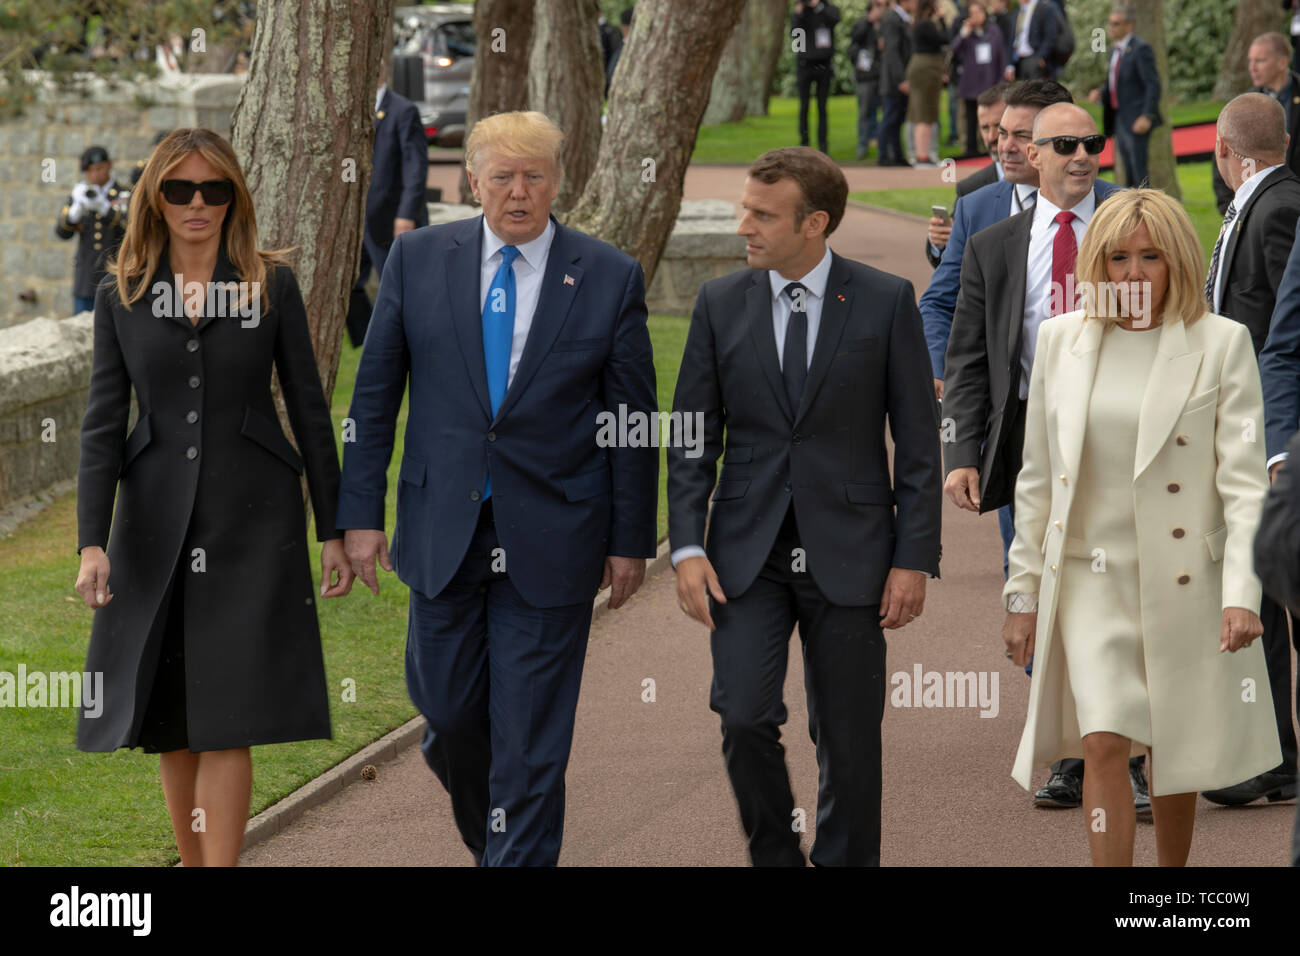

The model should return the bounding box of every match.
[953,120,1217,171]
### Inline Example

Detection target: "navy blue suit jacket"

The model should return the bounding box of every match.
[366,88,430,249]
[919,177,1122,378]
[1098,34,1162,135]
[1261,213,1300,460]
[336,215,659,607]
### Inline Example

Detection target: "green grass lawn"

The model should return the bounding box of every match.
[693,94,1223,167]
[0,317,688,866]
[850,160,1223,271]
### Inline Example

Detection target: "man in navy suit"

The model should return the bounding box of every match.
[346,60,430,347]
[1005,0,1059,80]
[1089,4,1161,188]
[338,111,658,866]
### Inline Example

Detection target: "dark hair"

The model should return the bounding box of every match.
[620,5,633,26]
[1003,79,1074,111]
[976,81,1011,109]
[918,0,938,18]
[747,147,848,237]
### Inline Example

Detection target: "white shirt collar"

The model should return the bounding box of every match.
[482,216,555,273]
[1232,163,1284,212]
[995,160,1006,181]
[1033,186,1097,228]
[1114,33,1133,54]
[376,85,386,114]
[1014,181,1037,204]
[768,246,833,302]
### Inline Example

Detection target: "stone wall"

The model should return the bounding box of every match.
[0,72,244,328]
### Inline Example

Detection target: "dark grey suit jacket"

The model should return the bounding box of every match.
[667,253,942,606]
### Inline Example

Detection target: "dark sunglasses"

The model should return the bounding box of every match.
[1033,135,1107,156]
[161,179,234,205]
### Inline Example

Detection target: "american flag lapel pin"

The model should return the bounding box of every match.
[563,274,575,286]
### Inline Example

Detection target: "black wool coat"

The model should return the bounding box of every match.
[75,245,341,752]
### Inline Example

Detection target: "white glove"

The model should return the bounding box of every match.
[87,191,111,217]
[67,183,90,223]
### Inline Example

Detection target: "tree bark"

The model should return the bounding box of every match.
[1213,0,1287,101]
[459,0,535,204]
[1131,0,1179,199]
[528,0,604,212]
[565,0,748,287]
[704,0,789,124]
[230,0,394,404]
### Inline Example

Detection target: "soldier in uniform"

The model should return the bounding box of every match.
[55,146,128,315]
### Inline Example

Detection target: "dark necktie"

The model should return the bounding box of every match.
[782,281,809,412]
[1205,201,1238,307]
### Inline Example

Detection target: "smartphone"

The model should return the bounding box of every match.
[931,204,951,226]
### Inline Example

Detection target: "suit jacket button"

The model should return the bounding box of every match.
[1177,574,1190,585]
[793,434,802,444]
[1172,527,1185,538]
[186,339,199,352]
[1176,435,1189,446]
[487,431,496,442]
[470,490,481,501]
[186,410,198,424]
[185,446,198,460]
[1167,482,1180,493]
[188,375,200,388]
[784,481,792,492]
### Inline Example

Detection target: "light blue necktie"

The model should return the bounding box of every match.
[481,244,519,501]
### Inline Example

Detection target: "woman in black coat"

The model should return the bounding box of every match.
[74,128,353,866]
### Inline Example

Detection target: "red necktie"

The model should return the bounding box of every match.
[1051,210,1078,316]
[1109,47,1121,109]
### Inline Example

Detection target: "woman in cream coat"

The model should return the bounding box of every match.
[1002,189,1281,866]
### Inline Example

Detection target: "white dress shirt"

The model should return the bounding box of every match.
[670,247,833,568]
[375,85,386,113]
[479,217,555,388]
[1015,0,1038,59]
[1212,163,1283,313]
[1010,181,1037,216]
[1106,33,1132,104]
[1020,188,1097,400]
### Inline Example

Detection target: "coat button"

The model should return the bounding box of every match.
[1176,435,1189,446]
[793,434,802,444]
[1059,473,1068,484]
[186,339,199,352]
[1172,527,1185,538]
[487,431,496,442]
[1051,564,1058,573]
[1167,482,1180,493]
[188,375,200,388]
[1177,574,1190,585]
[93,232,102,240]
[185,410,198,424]
[93,243,102,250]
[470,490,481,501]
[185,446,198,460]
[1054,520,1062,530]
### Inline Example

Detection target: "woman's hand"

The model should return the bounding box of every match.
[75,547,113,609]
[1003,611,1036,667]
[320,538,356,598]
[1221,607,1263,653]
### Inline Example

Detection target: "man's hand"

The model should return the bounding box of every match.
[927,215,952,250]
[1271,460,1285,484]
[1003,66,1016,82]
[675,555,726,630]
[879,567,925,628]
[600,555,646,610]
[933,378,944,401]
[944,466,981,511]
[75,546,113,609]
[393,217,415,237]
[320,538,356,598]
[1087,87,1101,104]
[344,529,393,595]
[1132,115,1152,135]
[899,80,910,95]
[1221,606,1263,653]
[1003,612,1036,667]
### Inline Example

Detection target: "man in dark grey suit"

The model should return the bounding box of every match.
[668,147,942,866]
[877,0,916,167]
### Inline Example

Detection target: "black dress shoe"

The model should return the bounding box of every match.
[1130,760,1152,822]
[1202,770,1298,806]
[1033,771,1083,808]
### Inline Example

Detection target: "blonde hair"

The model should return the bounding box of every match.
[110,128,289,308]
[1076,188,1208,327]
[464,111,565,176]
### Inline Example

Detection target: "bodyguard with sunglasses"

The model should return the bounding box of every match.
[74,129,351,866]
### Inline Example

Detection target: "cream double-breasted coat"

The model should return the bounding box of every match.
[1004,309,1282,796]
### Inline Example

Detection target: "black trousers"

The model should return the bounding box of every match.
[878,92,909,164]
[709,505,887,866]
[797,62,832,151]
[963,98,981,156]
[1260,594,1298,775]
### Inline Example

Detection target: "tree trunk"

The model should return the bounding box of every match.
[703,0,789,124]
[459,0,536,204]
[565,0,748,287]
[230,0,394,404]
[1132,1,1179,199]
[528,0,604,212]
[1213,0,1286,100]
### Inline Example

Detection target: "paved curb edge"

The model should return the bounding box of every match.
[241,536,674,854]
